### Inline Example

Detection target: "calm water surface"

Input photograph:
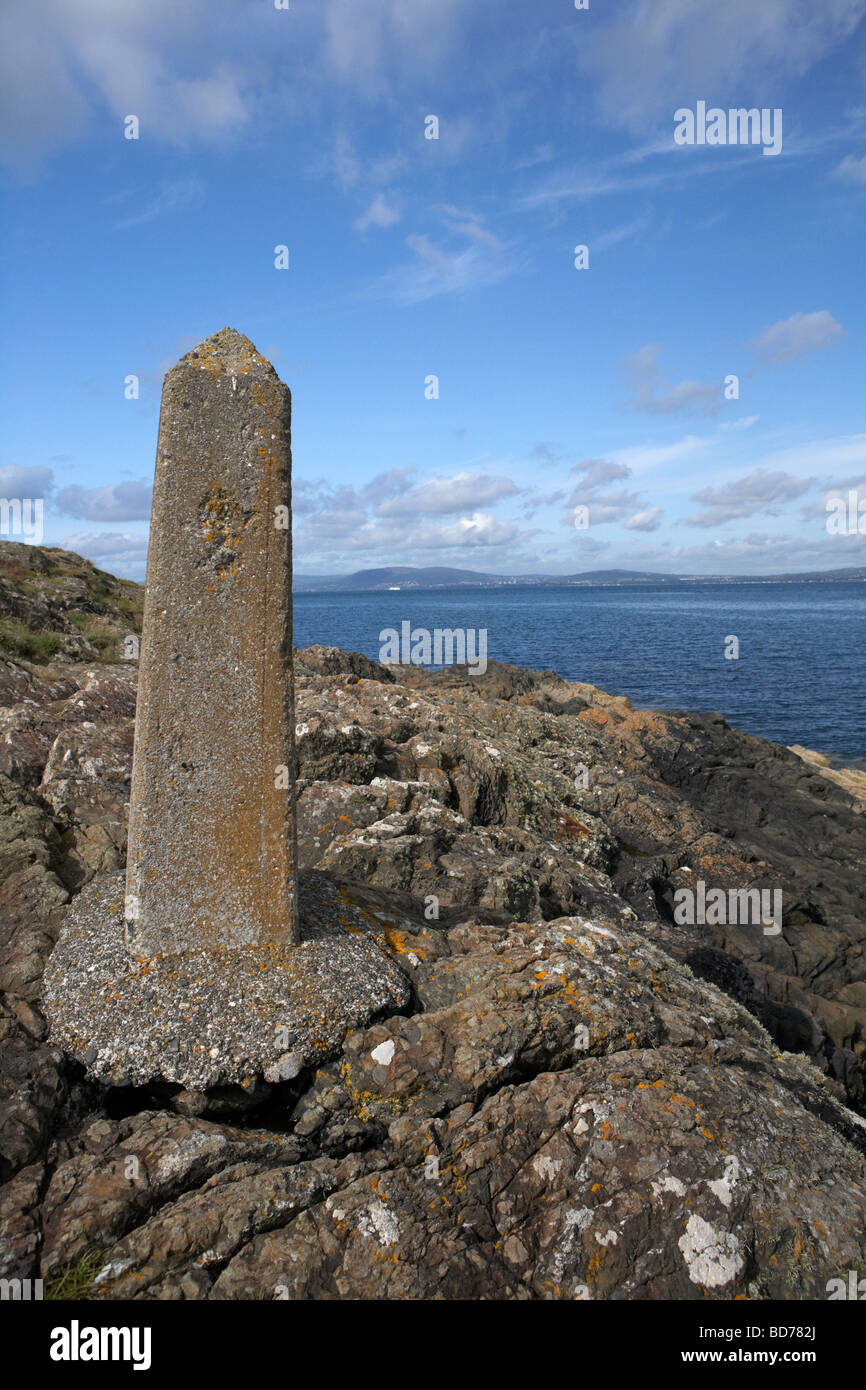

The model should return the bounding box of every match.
[293,582,865,762]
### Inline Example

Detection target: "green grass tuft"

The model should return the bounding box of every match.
[44,1250,105,1301]
[0,618,62,661]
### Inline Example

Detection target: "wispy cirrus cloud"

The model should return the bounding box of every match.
[113,178,204,230]
[376,206,513,304]
[834,152,866,183]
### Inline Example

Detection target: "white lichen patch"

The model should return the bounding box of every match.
[678,1214,744,1288]
[549,1207,593,1281]
[652,1174,687,1198]
[577,921,617,939]
[532,1154,563,1182]
[152,1133,226,1182]
[359,1202,399,1247]
[706,1155,740,1209]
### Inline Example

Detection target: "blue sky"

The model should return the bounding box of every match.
[1,0,865,581]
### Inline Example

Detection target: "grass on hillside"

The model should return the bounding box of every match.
[0,617,62,661]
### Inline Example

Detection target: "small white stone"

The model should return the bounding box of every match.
[371,1039,395,1066]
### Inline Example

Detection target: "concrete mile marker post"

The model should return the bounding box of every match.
[125,327,299,956]
[45,329,409,1094]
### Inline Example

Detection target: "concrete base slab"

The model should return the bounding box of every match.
[43,872,411,1090]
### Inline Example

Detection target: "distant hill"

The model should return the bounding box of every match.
[292,564,866,591]
[294,566,504,590]
[0,540,144,663]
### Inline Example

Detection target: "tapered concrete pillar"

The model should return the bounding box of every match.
[44,329,408,1094]
[125,328,298,955]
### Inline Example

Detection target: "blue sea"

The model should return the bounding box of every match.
[293,581,866,763]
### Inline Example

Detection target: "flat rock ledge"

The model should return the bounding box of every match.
[42,872,411,1090]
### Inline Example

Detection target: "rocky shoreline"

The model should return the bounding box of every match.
[1,543,865,1298]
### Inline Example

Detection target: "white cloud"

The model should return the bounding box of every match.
[625,344,724,417]
[379,209,512,304]
[593,213,652,252]
[570,459,631,490]
[624,508,664,531]
[747,311,844,364]
[0,0,252,166]
[719,415,759,432]
[833,153,866,183]
[322,0,462,90]
[376,471,519,518]
[611,435,711,474]
[296,510,527,564]
[579,0,866,133]
[113,178,204,230]
[354,193,401,232]
[564,459,659,528]
[293,465,529,565]
[752,434,866,475]
[0,463,54,498]
[687,468,812,527]
[436,513,518,546]
[60,530,149,580]
[662,530,866,573]
[332,132,362,191]
[57,480,153,522]
[515,144,554,170]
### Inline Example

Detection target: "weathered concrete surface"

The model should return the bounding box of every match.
[43,870,411,1090]
[125,328,298,956]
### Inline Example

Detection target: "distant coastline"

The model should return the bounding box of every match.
[293,564,866,593]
